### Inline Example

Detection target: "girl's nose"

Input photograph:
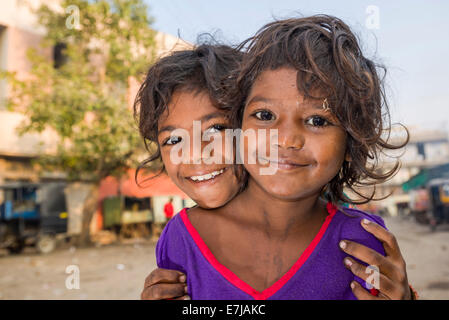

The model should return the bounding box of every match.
[189,136,217,164]
[275,126,305,150]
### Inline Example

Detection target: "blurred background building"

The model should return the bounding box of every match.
[0,0,193,252]
[366,125,449,217]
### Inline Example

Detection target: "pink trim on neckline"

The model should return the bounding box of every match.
[180,202,339,300]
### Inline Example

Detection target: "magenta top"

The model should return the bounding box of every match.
[156,203,386,300]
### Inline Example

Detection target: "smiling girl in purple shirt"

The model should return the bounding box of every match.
[136,16,416,300]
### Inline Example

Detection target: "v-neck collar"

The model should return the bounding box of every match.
[180,202,338,300]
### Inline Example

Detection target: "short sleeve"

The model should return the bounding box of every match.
[339,209,387,256]
[155,212,188,273]
[368,213,388,231]
[339,208,387,295]
[155,219,170,268]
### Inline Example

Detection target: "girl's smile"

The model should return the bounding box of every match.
[186,167,227,182]
[184,166,232,186]
[258,153,315,170]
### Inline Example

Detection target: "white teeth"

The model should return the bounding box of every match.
[190,169,225,182]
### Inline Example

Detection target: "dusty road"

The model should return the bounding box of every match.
[384,215,449,300]
[0,215,448,300]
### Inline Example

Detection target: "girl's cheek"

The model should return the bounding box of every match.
[309,131,345,162]
[160,150,175,171]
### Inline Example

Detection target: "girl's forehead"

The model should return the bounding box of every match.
[246,68,327,107]
[157,90,228,131]
[248,68,301,102]
[252,67,298,88]
[160,91,212,120]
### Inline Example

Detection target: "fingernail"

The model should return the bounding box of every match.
[184,296,191,300]
[344,258,352,267]
[362,218,370,225]
[339,240,347,250]
[350,282,356,289]
[179,275,186,283]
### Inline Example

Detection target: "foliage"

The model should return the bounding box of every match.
[2,0,157,182]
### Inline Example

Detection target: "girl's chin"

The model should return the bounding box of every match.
[188,188,237,209]
[192,197,227,209]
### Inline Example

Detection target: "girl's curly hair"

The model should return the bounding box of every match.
[133,43,243,186]
[229,14,409,205]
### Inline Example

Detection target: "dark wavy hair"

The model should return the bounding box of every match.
[229,15,409,205]
[133,43,243,186]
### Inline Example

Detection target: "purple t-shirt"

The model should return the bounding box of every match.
[156,203,387,300]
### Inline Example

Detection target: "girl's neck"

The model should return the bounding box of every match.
[226,178,327,238]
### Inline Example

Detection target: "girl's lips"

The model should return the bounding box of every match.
[273,162,309,170]
[258,157,310,169]
[185,167,229,185]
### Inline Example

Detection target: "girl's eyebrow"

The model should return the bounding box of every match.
[158,125,176,135]
[246,95,325,111]
[158,111,227,136]
[309,101,329,111]
[199,111,227,122]
[246,95,272,107]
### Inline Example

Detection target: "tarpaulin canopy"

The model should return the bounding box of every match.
[402,163,449,192]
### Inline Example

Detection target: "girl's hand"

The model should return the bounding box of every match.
[141,268,190,300]
[339,218,415,300]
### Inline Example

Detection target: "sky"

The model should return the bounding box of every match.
[145,0,449,130]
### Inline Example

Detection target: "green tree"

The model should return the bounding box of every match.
[2,0,157,246]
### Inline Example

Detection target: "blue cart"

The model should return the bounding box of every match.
[0,182,68,254]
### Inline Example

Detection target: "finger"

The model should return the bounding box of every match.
[144,268,186,288]
[360,219,402,260]
[141,283,187,300]
[350,281,382,300]
[173,295,191,300]
[343,257,402,299]
[339,240,396,277]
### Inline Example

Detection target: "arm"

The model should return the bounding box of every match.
[147,214,190,300]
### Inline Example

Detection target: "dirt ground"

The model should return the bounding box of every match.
[1,215,448,300]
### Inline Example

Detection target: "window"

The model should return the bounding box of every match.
[417,142,426,160]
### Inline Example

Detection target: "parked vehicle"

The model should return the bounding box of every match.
[0,182,68,254]
[427,178,449,231]
[102,195,154,239]
[409,188,430,224]
[402,163,449,228]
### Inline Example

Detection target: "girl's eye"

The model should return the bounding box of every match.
[164,136,182,145]
[253,110,275,121]
[204,124,227,134]
[305,116,330,127]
